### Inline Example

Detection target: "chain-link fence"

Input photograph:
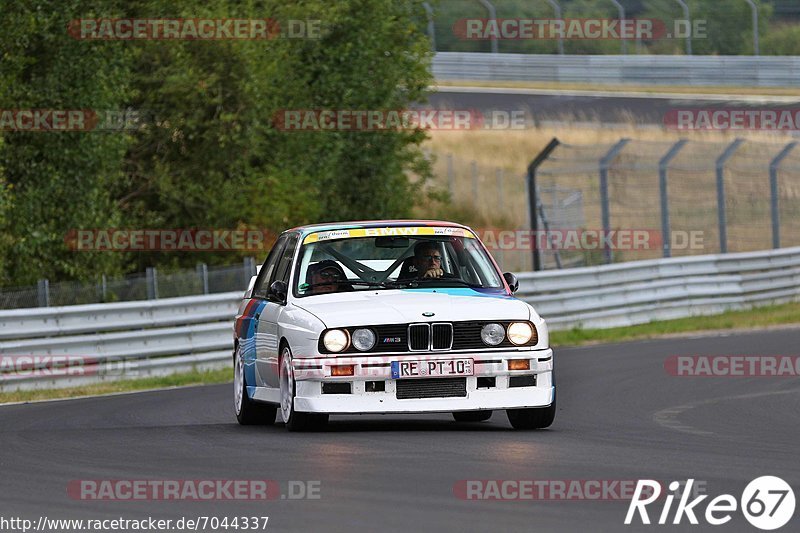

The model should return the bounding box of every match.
[427,151,584,272]
[0,258,257,310]
[429,137,800,272]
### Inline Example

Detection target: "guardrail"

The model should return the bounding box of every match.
[518,246,800,329]
[2,246,799,391]
[433,52,800,87]
[0,293,241,392]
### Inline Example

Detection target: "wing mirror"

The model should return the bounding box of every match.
[269,280,288,302]
[503,272,519,294]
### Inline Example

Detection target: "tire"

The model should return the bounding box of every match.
[280,345,328,432]
[506,392,556,430]
[452,410,493,422]
[234,344,277,425]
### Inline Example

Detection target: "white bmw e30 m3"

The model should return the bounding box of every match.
[233,220,555,431]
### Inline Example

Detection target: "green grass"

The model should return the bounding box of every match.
[551,301,800,347]
[0,367,231,405]
[2,301,799,405]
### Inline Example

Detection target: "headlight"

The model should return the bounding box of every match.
[481,323,505,346]
[323,329,349,352]
[351,328,376,351]
[507,322,534,345]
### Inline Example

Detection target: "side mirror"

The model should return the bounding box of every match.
[269,280,288,302]
[503,272,519,294]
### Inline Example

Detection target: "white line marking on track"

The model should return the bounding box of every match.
[653,387,800,437]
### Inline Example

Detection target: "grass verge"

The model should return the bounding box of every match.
[0,367,231,405]
[2,302,799,404]
[550,301,800,347]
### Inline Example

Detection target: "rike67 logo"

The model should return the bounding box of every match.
[626,477,796,530]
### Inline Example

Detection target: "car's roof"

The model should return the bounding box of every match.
[287,220,470,236]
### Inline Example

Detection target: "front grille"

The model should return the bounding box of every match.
[396,377,467,399]
[431,323,453,350]
[408,324,429,351]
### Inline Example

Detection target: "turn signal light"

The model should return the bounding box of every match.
[331,364,355,377]
[508,359,530,371]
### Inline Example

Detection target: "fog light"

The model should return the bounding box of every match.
[508,359,530,371]
[331,364,354,377]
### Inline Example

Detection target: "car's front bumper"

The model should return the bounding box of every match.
[291,348,554,414]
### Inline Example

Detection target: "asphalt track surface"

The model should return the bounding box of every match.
[2,328,799,532]
[428,87,800,126]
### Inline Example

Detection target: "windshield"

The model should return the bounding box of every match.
[293,232,504,297]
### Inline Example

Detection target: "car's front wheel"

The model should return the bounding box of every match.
[452,411,493,422]
[234,344,277,425]
[280,345,328,432]
[506,394,556,430]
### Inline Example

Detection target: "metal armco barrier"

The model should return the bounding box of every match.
[518,246,800,329]
[2,246,800,391]
[433,52,800,87]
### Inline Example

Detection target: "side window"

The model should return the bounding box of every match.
[252,234,288,299]
[274,233,300,286]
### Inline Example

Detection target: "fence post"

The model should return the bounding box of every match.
[37,279,50,307]
[197,263,209,294]
[496,168,504,212]
[527,138,561,271]
[471,161,479,208]
[101,274,108,302]
[422,2,436,51]
[599,139,630,264]
[675,0,692,55]
[769,142,797,249]
[146,267,158,300]
[478,0,499,54]
[447,153,455,197]
[546,0,564,55]
[744,0,759,55]
[716,139,745,254]
[610,0,627,54]
[658,140,688,258]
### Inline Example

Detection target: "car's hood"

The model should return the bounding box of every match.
[291,288,530,328]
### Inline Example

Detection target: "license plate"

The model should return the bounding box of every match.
[391,359,474,379]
